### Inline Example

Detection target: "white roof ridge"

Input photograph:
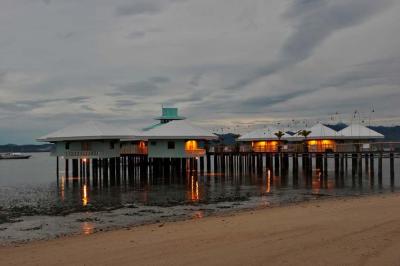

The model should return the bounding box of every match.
[135,119,217,140]
[37,120,139,142]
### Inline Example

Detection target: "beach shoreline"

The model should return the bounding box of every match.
[1,193,400,265]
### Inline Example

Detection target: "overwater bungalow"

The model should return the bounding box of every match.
[288,123,339,152]
[336,124,384,152]
[37,121,134,159]
[237,128,285,152]
[337,124,384,140]
[124,107,217,158]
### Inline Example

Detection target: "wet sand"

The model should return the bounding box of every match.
[1,194,400,266]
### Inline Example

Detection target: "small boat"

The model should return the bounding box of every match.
[0,152,32,159]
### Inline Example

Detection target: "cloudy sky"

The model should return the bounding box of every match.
[1,0,400,143]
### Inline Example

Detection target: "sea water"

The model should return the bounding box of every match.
[0,153,398,244]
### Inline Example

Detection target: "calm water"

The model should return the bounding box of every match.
[0,152,399,244]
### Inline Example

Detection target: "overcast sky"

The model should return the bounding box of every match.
[1,0,400,144]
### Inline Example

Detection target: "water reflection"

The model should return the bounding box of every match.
[0,153,399,217]
[60,176,65,202]
[265,170,271,193]
[81,222,94,235]
[82,184,89,206]
[51,158,398,210]
[188,175,200,202]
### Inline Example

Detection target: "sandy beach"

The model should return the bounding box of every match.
[1,194,400,266]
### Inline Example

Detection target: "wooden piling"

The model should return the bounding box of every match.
[56,156,59,186]
[85,159,90,186]
[369,153,374,186]
[72,159,78,178]
[323,153,328,177]
[92,158,98,187]
[378,153,383,186]
[103,158,109,186]
[390,153,395,186]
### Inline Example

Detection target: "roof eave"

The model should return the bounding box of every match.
[36,135,134,142]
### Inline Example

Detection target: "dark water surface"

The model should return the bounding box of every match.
[0,153,399,244]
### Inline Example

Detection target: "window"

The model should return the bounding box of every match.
[110,141,115,149]
[151,141,157,146]
[65,142,70,150]
[168,141,175,149]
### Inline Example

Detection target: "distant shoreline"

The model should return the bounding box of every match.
[1,193,400,265]
[0,144,53,153]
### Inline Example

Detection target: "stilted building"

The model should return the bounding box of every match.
[237,128,283,152]
[37,121,134,159]
[288,123,339,152]
[337,124,384,140]
[125,108,217,158]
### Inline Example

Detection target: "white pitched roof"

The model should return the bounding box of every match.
[134,120,217,140]
[37,121,137,142]
[306,123,338,139]
[238,128,282,141]
[337,124,384,139]
[286,123,338,141]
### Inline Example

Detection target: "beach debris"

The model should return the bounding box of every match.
[20,225,43,231]
[76,217,100,223]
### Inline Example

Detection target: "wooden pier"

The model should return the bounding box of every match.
[56,150,400,188]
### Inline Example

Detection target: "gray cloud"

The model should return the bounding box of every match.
[127,30,147,39]
[149,76,170,83]
[81,105,95,112]
[225,0,393,91]
[0,96,90,113]
[110,76,170,97]
[239,89,318,111]
[322,57,400,89]
[0,72,6,84]
[116,81,160,96]
[164,90,207,106]
[0,0,399,143]
[115,99,137,107]
[116,1,165,17]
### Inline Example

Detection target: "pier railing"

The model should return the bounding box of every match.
[185,148,206,156]
[120,146,148,155]
[208,142,400,154]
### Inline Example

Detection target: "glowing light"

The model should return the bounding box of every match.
[81,222,94,235]
[266,170,271,193]
[185,140,198,150]
[193,211,204,219]
[253,141,279,152]
[185,140,205,156]
[82,158,87,163]
[189,175,199,202]
[60,176,65,201]
[82,185,88,206]
[307,139,336,152]
[308,140,317,145]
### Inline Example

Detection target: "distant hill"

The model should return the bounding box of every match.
[212,133,240,145]
[369,126,400,141]
[0,144,54,153]
[325,122,348,131]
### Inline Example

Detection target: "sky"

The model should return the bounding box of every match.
[0,0,400,144]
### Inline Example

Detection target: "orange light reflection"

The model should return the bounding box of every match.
[266,170,271,193]
[81,222,94,235]
[82,184,89,206]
